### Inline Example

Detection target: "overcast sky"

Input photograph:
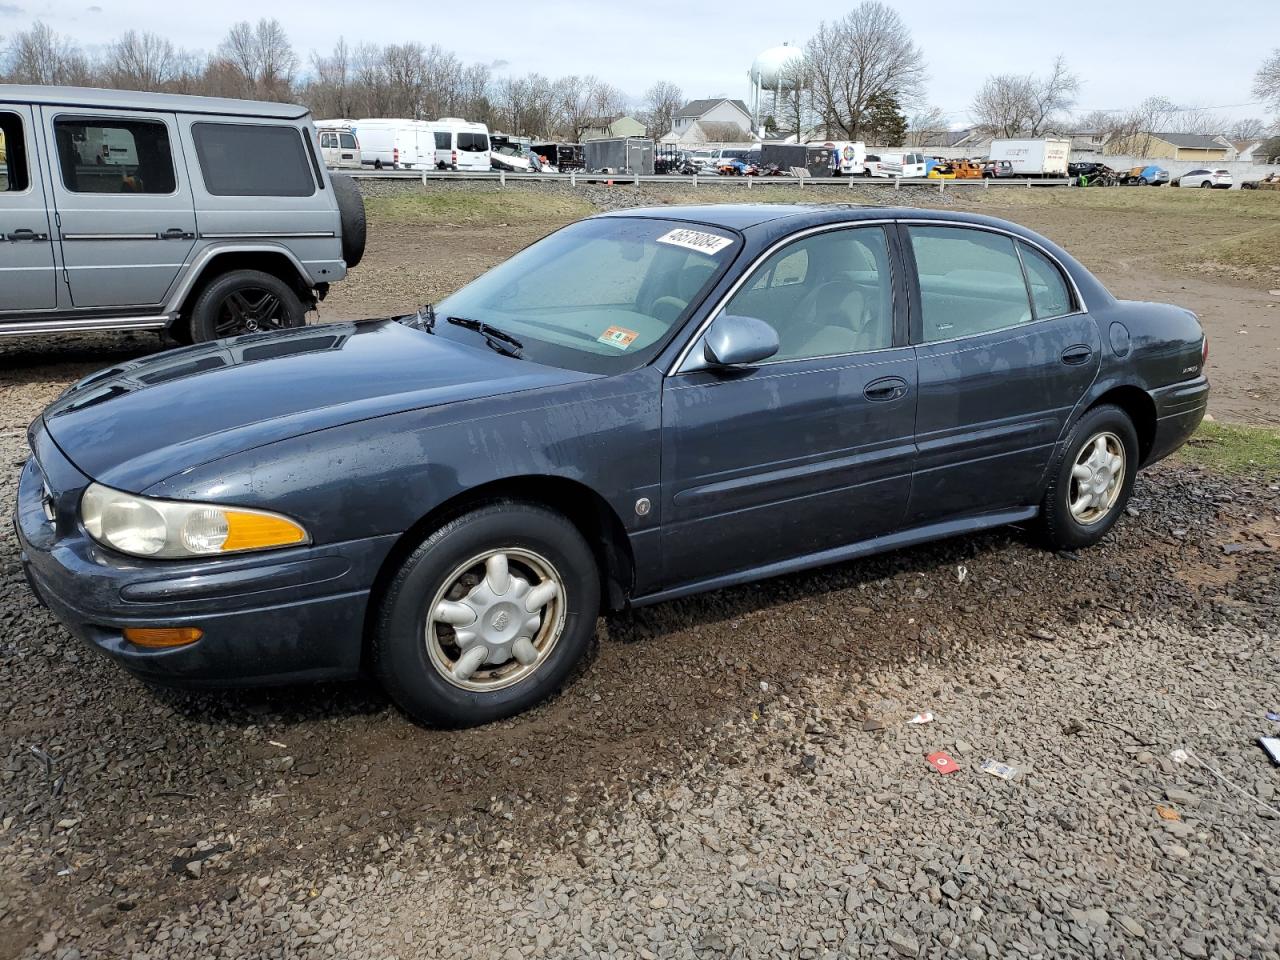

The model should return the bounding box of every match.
[6,0,1274,125]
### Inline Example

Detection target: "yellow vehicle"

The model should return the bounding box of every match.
[927,161,956,180]
[951,159,984,179]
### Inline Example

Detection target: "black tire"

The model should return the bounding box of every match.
[1037,404,1139,551]
[373,158,383,170]
[1199,181,1211,188]
[330,173,366,269]
[188,269,306,343]
[373,502,600,728]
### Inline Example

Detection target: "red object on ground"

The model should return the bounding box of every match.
[927,751,960,774]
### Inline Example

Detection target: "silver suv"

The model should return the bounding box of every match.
[0,85,365,343]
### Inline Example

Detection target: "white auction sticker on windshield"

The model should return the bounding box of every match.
[656,228,733,256]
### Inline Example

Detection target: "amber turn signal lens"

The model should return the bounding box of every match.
[123,627,204,648]
[221,511,308,553]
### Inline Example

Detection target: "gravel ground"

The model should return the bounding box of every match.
[1,183,1279,959]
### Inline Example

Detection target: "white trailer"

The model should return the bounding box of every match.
[988,138,1071,177]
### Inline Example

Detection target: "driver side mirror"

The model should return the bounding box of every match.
[702,314,779,368]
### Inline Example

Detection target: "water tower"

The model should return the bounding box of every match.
[749,43,805,137]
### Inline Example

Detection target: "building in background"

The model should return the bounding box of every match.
[660,98,754,146]
[580,115,646,141]
[1106,132,1230,161]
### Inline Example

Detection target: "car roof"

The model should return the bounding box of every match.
[596,203,1045,236]
[0,84,309,120]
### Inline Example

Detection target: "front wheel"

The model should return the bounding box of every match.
[188,269,306,342]
[1036,404,1139,550]
[372,502,600,728]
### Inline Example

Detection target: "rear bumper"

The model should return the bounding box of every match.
[15,445,397,687]
[1145,375,1208,466]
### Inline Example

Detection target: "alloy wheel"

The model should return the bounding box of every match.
[214,287,288,337]
[425,548,566,692]
[1069,432,1126,525]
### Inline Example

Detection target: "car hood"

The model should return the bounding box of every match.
[41,318,595,492]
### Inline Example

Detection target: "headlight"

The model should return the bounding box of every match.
[80,483,309,559]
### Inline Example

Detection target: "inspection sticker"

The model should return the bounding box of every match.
[656,228,733,256]
[597,326,639,350]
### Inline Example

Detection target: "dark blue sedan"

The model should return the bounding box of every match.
[16,205,1209,727]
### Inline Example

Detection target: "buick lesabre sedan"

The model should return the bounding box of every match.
[17,205,1209,727]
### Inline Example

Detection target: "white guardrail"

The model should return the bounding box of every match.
[340,168,1074,191]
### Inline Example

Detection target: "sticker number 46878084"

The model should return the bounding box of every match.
[656,228,733,255]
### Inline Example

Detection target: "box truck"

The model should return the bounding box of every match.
[988,138,1071,177]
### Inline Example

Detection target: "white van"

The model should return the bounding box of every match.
[812,140,868,176]
[433,119,491,172]
[315,120,361,169]
[873,152,928,178]
[353,119,434,170]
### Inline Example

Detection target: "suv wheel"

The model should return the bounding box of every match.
[1037,404,1138,550]
[188,269,306,342]
[372,502,600,728]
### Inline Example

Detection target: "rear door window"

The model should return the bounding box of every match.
[909,226,1033,341]
[457,132,488,152]
[339,133,357,149]
[1018,242,1074,319]
[53,117,176,194]
[0,111,29,191]
[192,122,315,197]
[434,131,449,149]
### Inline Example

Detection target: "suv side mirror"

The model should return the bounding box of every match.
[702,314,779,368]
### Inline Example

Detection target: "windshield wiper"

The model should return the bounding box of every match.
[446,316,524,358]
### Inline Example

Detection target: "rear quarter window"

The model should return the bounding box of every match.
[192,122,315,197]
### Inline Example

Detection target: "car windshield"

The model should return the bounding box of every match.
[433,217,740,374]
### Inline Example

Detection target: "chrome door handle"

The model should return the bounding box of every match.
[161,228,195,240]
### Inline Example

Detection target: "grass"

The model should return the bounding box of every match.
[959,182,1280,220]
[365,187,593,226]
[1190,222,1280,274]
[1176,420,1280,475]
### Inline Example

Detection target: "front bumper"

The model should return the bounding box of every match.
[1146,375,1209,466]
[15,430,397,687]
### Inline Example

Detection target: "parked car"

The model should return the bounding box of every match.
[16,205,1208,728]
[1123,164,1169,185]
[0,84,365,342]
[1173,168,1232,189]
[983,159,1015,179]
[1241,172,1280,191]
[315,122,361,169]
[873,152,928,178]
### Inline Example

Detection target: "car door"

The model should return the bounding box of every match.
[42,107,196,308]
[902,222,1100,525]
[0,105,58,314]
[660,224,917,587]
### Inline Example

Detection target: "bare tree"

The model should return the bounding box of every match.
[804,1,925,140]
[772,57,815,139]
[641,80,683,139]
[216,18,297,101]
[1227,117,1267,141]
[106,30,181,90]
[970,74,1034,137]
[1254,48,1280,112]
[4,21,91,85]
[971,55,1077,136]
[1104,97,1177,156]
[1170,107,1226,137]
[558,75,622,141]
[308,38,356,119]
[905,106,949,147]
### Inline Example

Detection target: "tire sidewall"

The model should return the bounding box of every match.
[189,270,306,343]
[1044,406,1139,549]
[375,504,600,728]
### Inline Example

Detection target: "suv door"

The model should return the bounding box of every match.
[660,224,916,587]
[901,223,1100,524]
[0,105,58,314]
[42,107,196,308]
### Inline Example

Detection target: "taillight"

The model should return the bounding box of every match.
[452,150,457,165]
[393,147,399,164]
[1201,335,1209,366]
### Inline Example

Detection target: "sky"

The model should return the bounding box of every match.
[4,0,1275,127]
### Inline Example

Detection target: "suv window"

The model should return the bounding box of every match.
[192,122,315,197]
[1185,169,1206,176]
[725,227,894,361]
[53,117,176,194]
[909,226,1032,341]
[0,111,30,192]
[458,132,488,152]
[1018,242,1074,319]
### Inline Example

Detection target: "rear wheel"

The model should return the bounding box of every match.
[1199,180,1211,188]
[188,269,306,342]
[1037,404,1139,550]
[373,502,600,728]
